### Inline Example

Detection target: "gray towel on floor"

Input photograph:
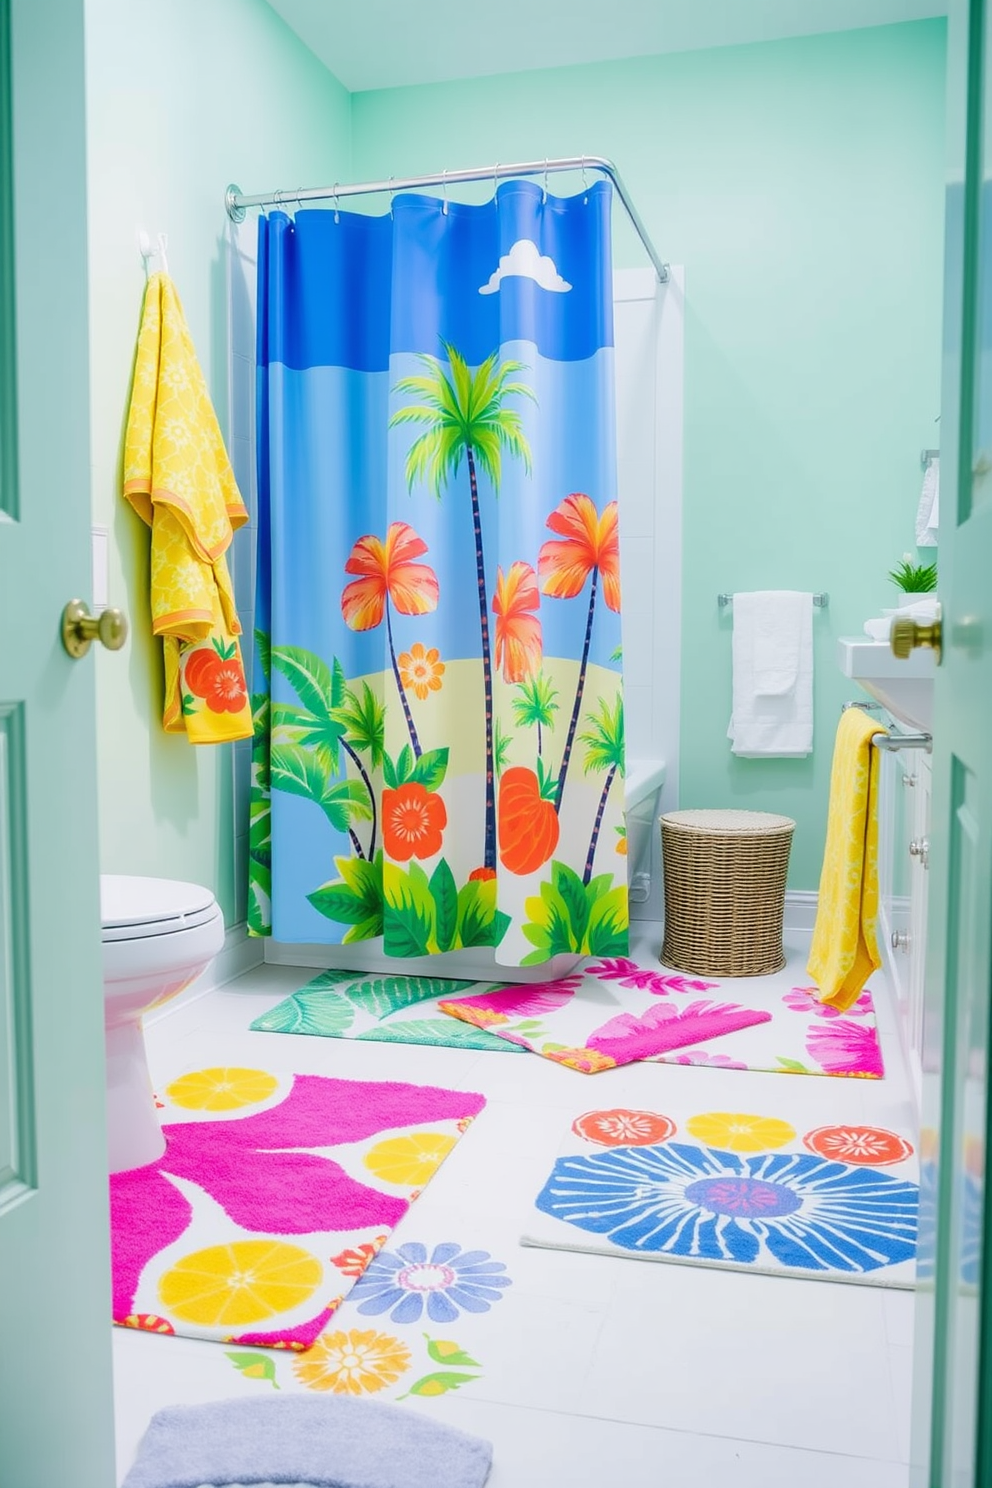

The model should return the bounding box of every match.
[120,1395,493,1488]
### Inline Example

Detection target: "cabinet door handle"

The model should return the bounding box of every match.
[891,931,912,952]
[909,838,930,869]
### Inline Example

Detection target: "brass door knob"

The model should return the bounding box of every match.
[891,614,942,662]
[61,599,128,659]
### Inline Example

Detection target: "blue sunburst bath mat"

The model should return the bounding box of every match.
[522,1104,917,1288]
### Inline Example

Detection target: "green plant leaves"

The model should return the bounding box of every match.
[424,1337,481,1367]
[521,860,629,963]
[308,853,384,941]
[430,858,458,952]
[344,974,475,1020]
[356,1019,523,1052]
[250,986,355,1036]
[383,745,449,791]
[397,1371,479,1399]
[225,1351,280,1388]
[270,644,345,720]
[383,861,436,957]
[456,877,511,949]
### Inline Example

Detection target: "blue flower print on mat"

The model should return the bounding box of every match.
[349,1242,512,1323]
[535,1143,917,1275]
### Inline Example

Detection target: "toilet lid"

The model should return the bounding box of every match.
[100,875,219,940]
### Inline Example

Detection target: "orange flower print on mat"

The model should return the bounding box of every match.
[573,1109,676,1147]
[183,641,248,714]
[382,783,447,862]
[803,1126,914,1167]
[397,642,445,700]
[340,523,439,631]
[687,1112,796,1153]
[292,1328,411,1394]
[492,561,542,682]
[538,493,621,613]
[330,1236,390,1278]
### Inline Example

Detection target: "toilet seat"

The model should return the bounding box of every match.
[101,874,221,942]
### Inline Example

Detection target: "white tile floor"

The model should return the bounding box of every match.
[114,924,917,1486]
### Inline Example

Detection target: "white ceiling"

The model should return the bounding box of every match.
[266,0,946,93]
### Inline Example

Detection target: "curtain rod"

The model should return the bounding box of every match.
[225,156,669,283]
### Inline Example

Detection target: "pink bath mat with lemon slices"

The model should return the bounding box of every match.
[110,1067,484,1350]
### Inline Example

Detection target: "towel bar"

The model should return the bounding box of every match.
[717,591,828,608]
[871,731,933,754]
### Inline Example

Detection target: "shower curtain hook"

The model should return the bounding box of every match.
[581,157,589,203]
[542,158,549,205]
[332,184,340,223]
[441,168,448,215]
[388,176,395,215]
[493,162,500,200]
[295,187,305,215]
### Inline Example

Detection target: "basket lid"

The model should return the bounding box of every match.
[661,809,795,835]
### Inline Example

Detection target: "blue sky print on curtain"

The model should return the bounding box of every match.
[250,180,626,966]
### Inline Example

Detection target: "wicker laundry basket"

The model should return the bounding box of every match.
[660,809,796,977]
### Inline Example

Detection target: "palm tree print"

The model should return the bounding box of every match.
[391,342,535,871]
[512,671,559,758]
[538,492,621,812]
[340,522,439,759]
[578,693,625,886]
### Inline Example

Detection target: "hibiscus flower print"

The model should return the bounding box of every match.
[381,783,447,861]
[292,1328,411,1394]
[807,1018,884,1078]
[348,1242,512,1324]
[783,986,874,1020]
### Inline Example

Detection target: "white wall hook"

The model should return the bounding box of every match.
[137,227,169,276]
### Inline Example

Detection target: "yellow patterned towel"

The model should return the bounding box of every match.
[123,272,253,743]
[807,708,886,1011]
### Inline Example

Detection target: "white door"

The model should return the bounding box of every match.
[0,1,116,1482]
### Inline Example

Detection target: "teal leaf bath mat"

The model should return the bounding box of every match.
[250,969,526,1053]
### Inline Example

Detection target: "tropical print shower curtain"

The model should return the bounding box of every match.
[250,179,627,966]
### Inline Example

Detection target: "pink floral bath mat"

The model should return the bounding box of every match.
[110,1068,484,1349]
[438,958,884,1078]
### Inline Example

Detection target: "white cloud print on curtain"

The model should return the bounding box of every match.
[250,179,627,967]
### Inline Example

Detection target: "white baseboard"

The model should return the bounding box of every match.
[144,923,264,1028]
[783,891,818,931]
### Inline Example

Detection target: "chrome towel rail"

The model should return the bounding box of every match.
[718,592,828,608]
[871,731,933,754]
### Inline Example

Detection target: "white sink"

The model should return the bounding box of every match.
[838,638,935,732]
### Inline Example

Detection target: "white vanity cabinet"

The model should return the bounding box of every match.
[878,739,931,1106]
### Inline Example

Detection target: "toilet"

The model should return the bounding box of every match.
[101,875,225,1173]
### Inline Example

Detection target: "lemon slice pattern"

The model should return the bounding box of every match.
[165,1067,279,1111]
[158,1240,322,1327]
[363,1131,457,1185]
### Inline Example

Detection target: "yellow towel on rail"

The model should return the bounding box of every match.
[123,271,253,744]
[807,708,885,1011]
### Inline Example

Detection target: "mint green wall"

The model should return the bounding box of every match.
[352,21,947,888]
[85,0,350,922]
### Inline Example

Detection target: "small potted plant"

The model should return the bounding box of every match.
[888,553,937,594]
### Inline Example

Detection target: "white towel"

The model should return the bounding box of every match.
[727,591,813,757]
[915,457,940,547]
[863,595,941,641]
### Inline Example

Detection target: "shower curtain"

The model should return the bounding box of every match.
[249,179,627,967]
